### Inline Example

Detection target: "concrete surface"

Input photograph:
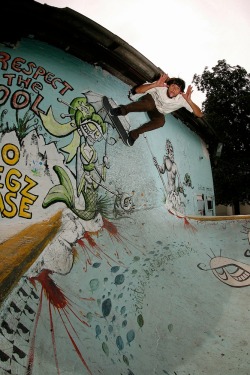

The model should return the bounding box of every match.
[1,38,250,375]
[1,205,250,375]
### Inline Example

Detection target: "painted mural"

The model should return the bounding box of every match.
[1,43,250,375]
[0,49,144,374]
[198,222,250,287]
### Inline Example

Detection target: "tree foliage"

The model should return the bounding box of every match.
[193,59,250,212]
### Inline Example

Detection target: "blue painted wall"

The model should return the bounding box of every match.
[1,38,249,375]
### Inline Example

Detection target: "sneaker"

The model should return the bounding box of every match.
[109,106,122,116]
[127,132,135,146]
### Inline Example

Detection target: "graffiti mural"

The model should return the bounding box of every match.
[0,50,145,374]
[198,223,250,287]
[1,43,247,375]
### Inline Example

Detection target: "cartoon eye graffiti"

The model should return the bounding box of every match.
[198,254,250,287]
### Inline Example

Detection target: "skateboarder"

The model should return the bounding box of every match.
[109,73,203,145]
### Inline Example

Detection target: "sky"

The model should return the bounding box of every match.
[36,0,250,106]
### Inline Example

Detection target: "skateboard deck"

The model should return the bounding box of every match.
[102,96,130,146]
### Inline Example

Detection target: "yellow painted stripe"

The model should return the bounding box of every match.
[0,210,63,305]
[187,214,250,221]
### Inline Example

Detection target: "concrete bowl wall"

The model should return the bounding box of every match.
[0,38,250,375]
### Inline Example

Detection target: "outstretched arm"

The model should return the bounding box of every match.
[135,73,169,94]
[181,85,203,118]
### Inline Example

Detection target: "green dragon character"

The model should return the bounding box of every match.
[40,95,109,220]
[40,94,133,220]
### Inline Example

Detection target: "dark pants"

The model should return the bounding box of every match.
[120,94,165,139]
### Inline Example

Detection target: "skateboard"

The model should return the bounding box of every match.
[102,96,130,146]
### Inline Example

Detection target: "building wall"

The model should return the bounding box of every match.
[2,38,250,375]
[216,204,250,215]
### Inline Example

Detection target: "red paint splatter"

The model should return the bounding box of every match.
[30,270,67,308]
[103,218,135,255]
[184,217,197,232]
[27,270,93,375]
[77,218,144,270]
[77,229,124,270]
[168,209,197,233]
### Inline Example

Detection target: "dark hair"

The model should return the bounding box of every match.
[167,77,185,92]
